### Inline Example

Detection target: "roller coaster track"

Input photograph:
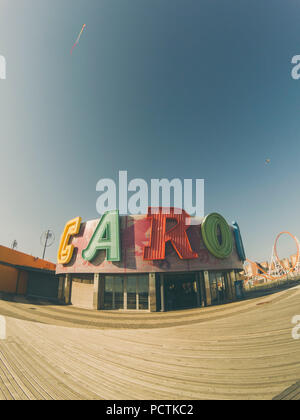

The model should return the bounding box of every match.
[245,231,300,281]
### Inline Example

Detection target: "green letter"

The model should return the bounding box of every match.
[201,213,233,259]
[82,210,120,262]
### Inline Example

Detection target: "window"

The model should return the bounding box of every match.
[104,275,149,310]
[138,276,149,310]
[104,276,114,310]
[104,276,124,310]
[114,278,124,309]
[127,277,137,310]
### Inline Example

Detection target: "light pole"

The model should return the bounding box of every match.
[42,230,49,260]
[40,230,55,260]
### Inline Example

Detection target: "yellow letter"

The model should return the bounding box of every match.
[57,217,82,264]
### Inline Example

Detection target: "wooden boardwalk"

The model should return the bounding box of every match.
[0,286,299,400]
[274,381,300,400]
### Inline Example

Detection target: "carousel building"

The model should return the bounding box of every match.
[56,209,246,311]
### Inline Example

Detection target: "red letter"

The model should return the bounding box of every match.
[143,207,198,260]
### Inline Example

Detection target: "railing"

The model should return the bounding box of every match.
[244,274,300,294]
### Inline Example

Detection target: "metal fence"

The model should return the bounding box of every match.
[244,275,300,294]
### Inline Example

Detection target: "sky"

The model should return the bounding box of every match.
[1,0,300,263]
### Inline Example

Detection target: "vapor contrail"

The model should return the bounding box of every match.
[71,24,86,55]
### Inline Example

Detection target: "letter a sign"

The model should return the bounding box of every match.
[82,210,121,262]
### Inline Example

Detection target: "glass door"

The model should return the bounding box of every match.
[216,272,226,304]
[209,272,218,305]
[104,277,114,310]
[114,278,124,309]
[138,276,149,310]
[104,275,149,310]
[104,276,124,310]
[210,272,226,305]
[127,277,137,309]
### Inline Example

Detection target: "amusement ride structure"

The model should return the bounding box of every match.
[244,231,300,282]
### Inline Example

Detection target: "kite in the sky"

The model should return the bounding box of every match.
[70,24,86,55]
[265,159,271,165]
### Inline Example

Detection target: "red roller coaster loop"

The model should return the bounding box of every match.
[246,231,300,281]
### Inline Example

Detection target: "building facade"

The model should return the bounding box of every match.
[0,246,58,299]
[56,209,246,311]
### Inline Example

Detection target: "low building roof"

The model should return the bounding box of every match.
[0,245,56,272]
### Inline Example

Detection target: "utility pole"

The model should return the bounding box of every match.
[42,230,50,260]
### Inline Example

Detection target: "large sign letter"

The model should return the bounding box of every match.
[82,210,120,262]
[201,213,233,259]
[232,221,246,261]
[57,217,82,265]
[144,207,198,260]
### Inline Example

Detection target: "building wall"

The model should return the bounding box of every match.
[0,263,28,294]
[71,282,94,309]
[0,246,56,297]
[17,271,28,294]
[70,275,94,309]
[27,272,59,300]
[0,263,19,293]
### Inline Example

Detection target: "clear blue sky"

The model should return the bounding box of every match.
[1,0,300,262]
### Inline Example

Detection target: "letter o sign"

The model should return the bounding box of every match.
[201,213,233,259]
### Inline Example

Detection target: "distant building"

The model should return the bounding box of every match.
[281,258,291,270]
[0,246,58,300]
[290,254,298,266]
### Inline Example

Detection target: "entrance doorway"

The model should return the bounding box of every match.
[104,277,124,310]
[209,271,228,305]
[104,275,149,310]
[164,273,199,311]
